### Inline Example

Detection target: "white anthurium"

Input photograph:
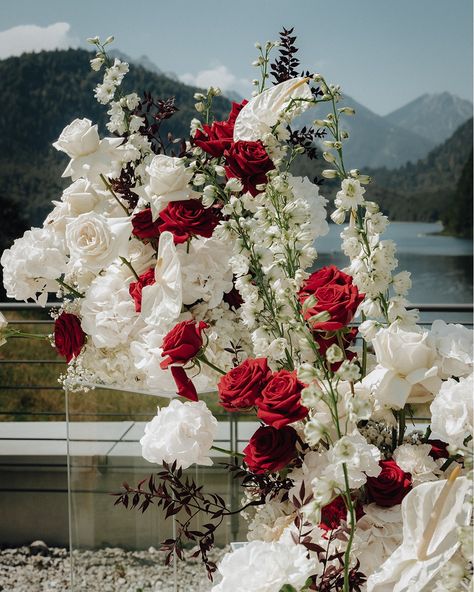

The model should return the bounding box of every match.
[141,231,182,328]
[233,77,313,142]
[367,468,472,592]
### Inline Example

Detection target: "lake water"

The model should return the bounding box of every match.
[314,222,473,305]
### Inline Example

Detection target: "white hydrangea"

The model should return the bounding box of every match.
[1,227,67,305]
[212,540,315,592]
[430,320,473,378]
[247,499,294,542]
[80,266,141,348]
[178,237,233,308]
[140,399,218,469]
[430,374,473,449]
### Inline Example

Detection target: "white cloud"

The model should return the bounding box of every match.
[0,23,79,60]
[179,64,251,97]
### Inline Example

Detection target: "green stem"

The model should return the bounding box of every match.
[8,331,49,340]
[398,408,406,446]
[120,257,140,281]
[100,173,129,214]
[198,355,226,376]
[211,445,244,458]
[56,278,84,298]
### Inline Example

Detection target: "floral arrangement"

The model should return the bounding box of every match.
[1,29,473,592]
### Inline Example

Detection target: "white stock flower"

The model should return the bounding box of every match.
[393,443,439,484]
[327,430,381,488]
[366,326,441,409]
[392,271,412,296]
[80,266,141,348]
[140,399,217,469]
[178,237,233,308]
[53,118,100,158]
[65,212,131,272]
[141,231,182,329]
[287,175,329,239]
[212,540,315,592]
[335,178,365,210]
[430,374,473,449]
[1,227,67,305]
[233,77,313,142]
[430,320,473,378]
[143,155,196,219]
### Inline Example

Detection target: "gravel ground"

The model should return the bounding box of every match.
[0,542,227,592]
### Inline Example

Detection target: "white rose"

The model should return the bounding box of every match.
[430,374,473,449]
[144,155,195,219]
[140,399,217,469]
[53,118,100,158]
[367,326,441,409]
[430,320,473,378]
[212,540,315,592]
[65,212,131,272]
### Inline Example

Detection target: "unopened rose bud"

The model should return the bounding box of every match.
[322,169,338,179]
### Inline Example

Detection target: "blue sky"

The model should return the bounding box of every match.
[0,0,471,115]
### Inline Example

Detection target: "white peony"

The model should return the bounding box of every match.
[212,540,315,592]
[430,320,473,378]
[80,266,141,348]
[53,118,100,158]
[1,227,67,305]
[140,399,217,469]
[430,374,473,449]
[366,326,441,409]
[233,77,313,142]
[65,212,131,272]
[142,155,196,219]
[393,443,439,484]
[178,236,233,308]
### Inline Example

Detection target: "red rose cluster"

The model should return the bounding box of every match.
[159,320,208,401]
[132,201,220,245]
[54,312,86,362]
[299,265,364,332]
[217,358,309,474]
[194,100,274,196]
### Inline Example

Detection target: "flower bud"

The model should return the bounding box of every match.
[194,102,205,113]
[364,201,379,214]
[225,178,243,192]
[193,92,206,101]
[214,165,226,176]
[340,131,349,139]
[104,36,115,45]
[203,185,217,198]
[358,175,372,185]
[322,169,338,179]
[323,151,336,163]
[193,173,206,186]
[339,107,356,115]
[313,119,328,127]
[326,344,344,364]
[90,57,103,71]
[86,36,100,44]
[331,208,346,224]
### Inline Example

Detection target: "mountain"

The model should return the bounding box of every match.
[297,94,436,170]
[384,92,473,144]
[364,118,473,224]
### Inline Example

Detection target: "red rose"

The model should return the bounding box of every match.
[131,208,161,240]
[366,460,412,507]
[299,265,364,331]
[315,328,358,370]
[243,425,297,474]
[160,320,208,369]
[224,140,274,196]
[319,495,364,532]
[256,369,308,429]
[428,439,450,460]
[158,200,221,244]
[194,100,247,157]
[218,358,271,412]
[129,268,155,312]
[54,312,86,363]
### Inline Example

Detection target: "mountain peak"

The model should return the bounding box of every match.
[384,92,472,144]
